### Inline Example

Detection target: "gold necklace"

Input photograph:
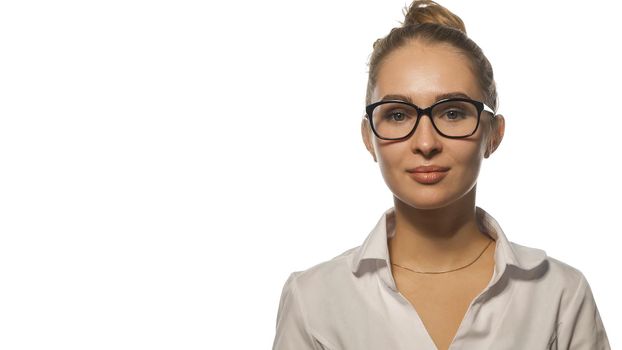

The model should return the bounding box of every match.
[391,238,494,274]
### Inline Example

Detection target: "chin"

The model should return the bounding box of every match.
[392,181,474,210]
[396,194,457,210]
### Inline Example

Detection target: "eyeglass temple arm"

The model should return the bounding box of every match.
[483,103,497,117]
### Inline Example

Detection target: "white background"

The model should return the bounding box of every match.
[0,0,619,348]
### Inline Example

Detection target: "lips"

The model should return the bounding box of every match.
[408,170,448,184]
[407,165,450,184]
[407,165,450,173]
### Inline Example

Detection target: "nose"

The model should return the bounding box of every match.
[409,114,442,157]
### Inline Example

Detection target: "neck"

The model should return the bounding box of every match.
[388,185,492,271]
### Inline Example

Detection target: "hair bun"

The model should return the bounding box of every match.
[401,0,466,34]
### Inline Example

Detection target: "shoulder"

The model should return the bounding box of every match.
[277,244,382,340]
[274,249,360,349]
[284,246,360,292]
[491,243,610,347]
[545,254,587,286]
[507,240,588,300]
[278,245,367,319]
[531,251,610,347]
[492,241,599,329]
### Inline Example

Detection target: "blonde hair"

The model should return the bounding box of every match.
[365,0,498,114]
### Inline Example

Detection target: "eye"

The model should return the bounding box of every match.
[389,112,405,121]
[383,110,412,122]
[443,109,467,120]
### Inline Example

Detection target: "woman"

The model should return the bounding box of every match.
[272,1,610,349]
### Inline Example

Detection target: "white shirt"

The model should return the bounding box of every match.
[272,206,611,349]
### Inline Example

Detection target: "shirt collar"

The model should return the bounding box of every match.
[350,206,547,278]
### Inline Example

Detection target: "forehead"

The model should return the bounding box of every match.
[372,41,482,105]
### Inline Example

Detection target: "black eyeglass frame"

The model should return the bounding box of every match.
[365,97,497,140]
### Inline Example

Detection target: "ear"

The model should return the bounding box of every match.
[361,117,377,162]
[485,114,505,158]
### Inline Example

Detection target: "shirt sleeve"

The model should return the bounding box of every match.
[555,272,611,349]
[272,272,322,350]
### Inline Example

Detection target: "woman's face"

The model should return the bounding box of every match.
[361,40,504,210]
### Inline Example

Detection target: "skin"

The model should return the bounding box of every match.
[361,39,506,273]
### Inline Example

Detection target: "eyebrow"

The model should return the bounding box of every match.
[379,92,473,104]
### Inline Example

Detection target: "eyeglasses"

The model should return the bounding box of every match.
[365,97,496,140]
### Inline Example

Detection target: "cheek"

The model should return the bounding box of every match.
[450,142,486,187]
[452,140,484,167]
[374,142,408,180]
[459,142,483,162]
[453,123,490,166]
